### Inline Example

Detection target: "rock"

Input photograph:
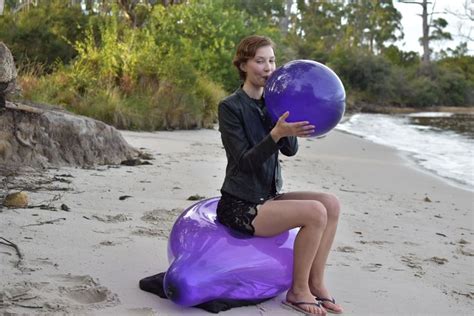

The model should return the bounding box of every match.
[3,192,28,208]
[0,101,139,170]
[0,42,17,84]
[0,42,18,103]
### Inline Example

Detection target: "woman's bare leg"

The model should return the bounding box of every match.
[252,199,328,315]
[277,192,343,313]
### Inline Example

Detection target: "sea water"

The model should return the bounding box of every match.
[336,112,474,191]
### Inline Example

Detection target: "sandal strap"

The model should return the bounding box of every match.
[292,301,323,307]
[317,297,336,304]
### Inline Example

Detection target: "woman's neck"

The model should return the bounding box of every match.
[242,82,263,100]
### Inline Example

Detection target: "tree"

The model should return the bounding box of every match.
[292,0,345,60]
[345,0,403,54]
[445,0,473,43]
[398,0,452,65]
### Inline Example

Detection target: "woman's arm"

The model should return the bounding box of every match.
[219,101,279,173]
[270,111,314,157]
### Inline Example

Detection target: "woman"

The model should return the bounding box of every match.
[216,35,343,315]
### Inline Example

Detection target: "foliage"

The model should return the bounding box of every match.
[344,0,403,53]
[147,0,277,92]
[5,0,473,132]
[382,45,419,67]
[329,48,397,105]
[0,0,88,72]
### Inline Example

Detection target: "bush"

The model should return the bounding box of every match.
[18,12,228,131]
[0,0,87,72]
[329,49,396,104]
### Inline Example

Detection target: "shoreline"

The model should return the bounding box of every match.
[1,128,472,315]
[346,105,474,115]
[336,128,474,193]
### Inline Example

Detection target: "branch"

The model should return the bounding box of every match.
[398,1,429,6]
[0,237,23,268]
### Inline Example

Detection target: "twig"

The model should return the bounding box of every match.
[21,218,66,227]
[339,188,367,194]
[12,303,43,309]
[0,237,23,268]
[26,192,65,212]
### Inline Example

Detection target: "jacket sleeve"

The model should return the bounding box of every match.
[219,101,280,173]
[278,136,298,157]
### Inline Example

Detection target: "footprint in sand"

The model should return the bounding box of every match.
[0,274,119,313]
[62,285,109,304]
[362,263,383,272]
[135,208,182,238]
[91,214,131,223]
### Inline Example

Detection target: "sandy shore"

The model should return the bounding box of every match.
[1,128,473,315]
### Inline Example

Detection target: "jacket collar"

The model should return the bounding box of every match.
[236,87,265,109]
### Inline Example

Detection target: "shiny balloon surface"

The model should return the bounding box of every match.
[264,59,346,137]
[164,197,298,307]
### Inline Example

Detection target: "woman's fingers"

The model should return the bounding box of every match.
[278,111,290,122]
[293,122,315,137]
[275,113,315,137]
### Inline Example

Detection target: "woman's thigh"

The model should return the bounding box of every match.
[277,191,340,214]
[277,191,333,202]
[252,199,326,237]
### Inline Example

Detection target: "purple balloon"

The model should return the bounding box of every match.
[164,197,298,307]
[265,59,346,137]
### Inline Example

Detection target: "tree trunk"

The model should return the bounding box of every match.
[421,0,430,65]
[0,0,4,16]
[279,0,293,36]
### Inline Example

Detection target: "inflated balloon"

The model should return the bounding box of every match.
[264,59,346,137]
[164,197,298,307]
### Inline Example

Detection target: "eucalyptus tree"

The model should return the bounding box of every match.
[344,0,403,54]
[292,0,345,61]
[398,0,452,65]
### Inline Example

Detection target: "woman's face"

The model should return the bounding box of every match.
[241,45,276,88]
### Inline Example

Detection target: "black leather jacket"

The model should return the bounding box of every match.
[218,87,298,204]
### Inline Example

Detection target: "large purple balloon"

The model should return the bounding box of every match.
[265,59,346,137]
[164,197,298,307]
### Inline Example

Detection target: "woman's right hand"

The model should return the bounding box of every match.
[270,111,315,142]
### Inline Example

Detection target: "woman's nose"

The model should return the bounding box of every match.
[264,62,273,72]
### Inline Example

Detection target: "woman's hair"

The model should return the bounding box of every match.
[233,35,275,80]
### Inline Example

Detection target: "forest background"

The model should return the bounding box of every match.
[1,0,472,130]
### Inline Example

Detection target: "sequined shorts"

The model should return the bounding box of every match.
[216,191,282,236]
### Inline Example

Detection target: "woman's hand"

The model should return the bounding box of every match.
[270,111,315,143]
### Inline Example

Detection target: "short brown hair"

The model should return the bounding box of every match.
[233,35,275,80]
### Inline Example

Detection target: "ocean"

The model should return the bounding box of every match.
[336,111,474,191]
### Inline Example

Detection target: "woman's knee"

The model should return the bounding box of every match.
[322,193,341,221]
[304,200,328,228]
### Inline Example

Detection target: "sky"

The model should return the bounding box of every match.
[393,0,473,55]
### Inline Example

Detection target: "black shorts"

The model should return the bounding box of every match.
[216,191,283,236]
[216,191,259,236]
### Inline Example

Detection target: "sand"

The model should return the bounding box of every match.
[0,128,472,315]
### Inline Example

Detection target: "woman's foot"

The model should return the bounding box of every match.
[309,285,343,314]
[285,288,326,315]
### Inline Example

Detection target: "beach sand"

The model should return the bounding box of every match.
[1,128,472,315]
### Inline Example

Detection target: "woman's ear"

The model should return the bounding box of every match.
[239,62,247,73]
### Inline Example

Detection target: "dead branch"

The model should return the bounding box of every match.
[0,237,23,268]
